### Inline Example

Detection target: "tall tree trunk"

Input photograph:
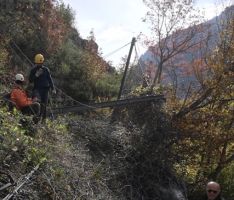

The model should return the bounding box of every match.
[208,142,228,180]
[150,62,163,92]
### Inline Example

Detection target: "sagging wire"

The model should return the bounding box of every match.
[135,42,146,77]
[103,41,131,59]
[10,41,98,110]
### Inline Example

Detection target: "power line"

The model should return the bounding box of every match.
[103,41,131,58]
[10,41,34,66]
[135,42,145,76]
[123,41,146,90]
[9,38,148,111]
[9,41,97,109]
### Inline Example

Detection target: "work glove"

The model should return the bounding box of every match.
[52,89,56,94]
[32,97,38,102]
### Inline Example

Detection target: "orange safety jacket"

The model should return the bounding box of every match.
[10,85,33,110]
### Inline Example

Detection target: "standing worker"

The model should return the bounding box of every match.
[29,53,55,122]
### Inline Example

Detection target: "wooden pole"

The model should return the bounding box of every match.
[117,37,136,100]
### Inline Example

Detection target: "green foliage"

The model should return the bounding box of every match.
[25,147,47,165]
[0,46,8,70]
[166,14,234,199]
[6,1,234,199]
[94,73,121,101]
[219,163,234,199]
[0,108,42,166]
[0,0,117,103]
[130,84,164,96]
[49,36,119,101]
[0,0,72,74]
[56,2,75,27]
[49,39,94,100]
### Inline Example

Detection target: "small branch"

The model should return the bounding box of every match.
[3,163,40,200]
[42,172,58,199]
[0,171,14,192]
[0,183,12,191]
[174,88,213,119]
[178,83,192,114]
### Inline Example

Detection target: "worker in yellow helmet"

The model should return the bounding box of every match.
[34,53,44,64]
[29,53,55,122]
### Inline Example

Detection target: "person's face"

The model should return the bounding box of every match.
[35,63,42,68]
[18,81,27,89]
[206,183,220,200]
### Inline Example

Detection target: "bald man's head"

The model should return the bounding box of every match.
[206,181,221,200]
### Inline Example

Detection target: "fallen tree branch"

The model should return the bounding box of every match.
[0,183,12,191]
[174,88,213,119]
[3,163,40,200]
[0,171,14,192]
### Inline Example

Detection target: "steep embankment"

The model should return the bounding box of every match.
[0,111,123,199]
[0,99,187,200]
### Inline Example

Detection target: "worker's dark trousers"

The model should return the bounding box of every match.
[21,102,40,116]
[33,88,49,121]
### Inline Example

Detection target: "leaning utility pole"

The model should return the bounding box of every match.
[110,37,136,123]
[117,37,136,100]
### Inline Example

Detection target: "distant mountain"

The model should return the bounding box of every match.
[133,5,234,92]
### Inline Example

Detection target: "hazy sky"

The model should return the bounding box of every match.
[62,0,227,67]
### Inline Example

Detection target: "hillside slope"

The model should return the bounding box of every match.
[0,101,189,200]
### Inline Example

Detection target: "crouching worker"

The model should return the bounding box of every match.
[10,74,40,123]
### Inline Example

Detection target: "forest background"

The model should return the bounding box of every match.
[0,0,233,199]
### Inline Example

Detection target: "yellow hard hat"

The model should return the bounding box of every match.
[34,54,44,64]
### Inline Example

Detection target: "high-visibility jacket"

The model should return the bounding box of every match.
[10,85,33,110]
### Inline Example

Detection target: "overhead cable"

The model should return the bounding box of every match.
[103,41,131,58]
[9,41,97,109]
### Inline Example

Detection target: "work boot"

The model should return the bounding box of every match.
[32,116,40,124]
[19,118,28,127]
